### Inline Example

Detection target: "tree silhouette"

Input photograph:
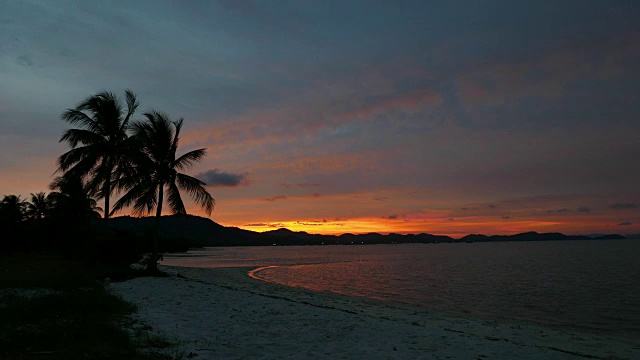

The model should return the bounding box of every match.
[0,195,27,252]
[48,175,102,225]
[0,195,27,223]
[25,192,50,220]
[113,111,214,271]
[58,90,139,223]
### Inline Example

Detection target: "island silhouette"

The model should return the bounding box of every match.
[107,214,625,248]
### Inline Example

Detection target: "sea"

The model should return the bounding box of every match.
[164,240,640,343]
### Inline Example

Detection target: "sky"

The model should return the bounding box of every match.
[1,0,640,236]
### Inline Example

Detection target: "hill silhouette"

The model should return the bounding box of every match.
[108,214,625,247]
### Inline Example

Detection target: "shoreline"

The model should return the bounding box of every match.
[111,265,638,359]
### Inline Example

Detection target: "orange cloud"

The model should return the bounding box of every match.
[332,89,443,122]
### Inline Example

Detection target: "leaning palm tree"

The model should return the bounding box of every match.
[57,90,139,223]
[25,192,50,220]
[113,111,214,271]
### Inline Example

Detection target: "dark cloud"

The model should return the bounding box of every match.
[577,206,591,213]
[263,195,287,202]
[373,197,389,201]
[618,221,633,226]
[547,208,570,214]
[311,193,321,198]
[297,220,327,224]
[501,216,511,219]
[196,169,248,187]
[500,194,584,206]
[386,215,399,220]
[609,203,638,209]
[243,222,285,228]
[296,221,324,226]
[280,183,321,188]
[488,204,496,209]
[17,54,33,67]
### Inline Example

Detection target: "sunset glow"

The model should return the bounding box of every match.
[1,1,639,237]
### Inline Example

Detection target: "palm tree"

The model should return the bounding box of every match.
[0,195,27,223]
[25,192,50,220]
[57,90,139,223]
[113,111,214,271]
[48,175,103,225]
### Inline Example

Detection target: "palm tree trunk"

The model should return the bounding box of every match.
[148,183,163,272]
[103,160,111,233]
[104,181,110,221]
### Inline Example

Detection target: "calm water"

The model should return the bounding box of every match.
[165,240,640,342]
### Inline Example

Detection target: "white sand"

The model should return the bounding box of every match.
[111,266,638,359]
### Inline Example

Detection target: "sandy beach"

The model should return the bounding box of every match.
[111,266,638,359]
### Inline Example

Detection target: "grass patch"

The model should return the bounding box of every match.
[0,255,176,360]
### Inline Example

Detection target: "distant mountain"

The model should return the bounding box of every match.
[108,215,263,246]
[581,234,628,240]
[460,232,625,242]
[108,215,626,247]
[592,234,626,240]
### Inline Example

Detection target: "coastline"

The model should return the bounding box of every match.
[111,265,638,359]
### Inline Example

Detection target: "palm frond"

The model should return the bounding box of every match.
[142,111,175,164]
[132,185,159,216]
[111,180,153,216]
[60,109,100,133]
[176,173,215,215]
[60,128,104,147]
[170,118,184,157]
[58,147,100,174]
[174,148,206,171]
[166,182,186,215]
[123,89,139,123]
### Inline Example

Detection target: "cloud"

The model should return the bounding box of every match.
[244,222,285,228]
[386,214,399,220]
[577,206,591,213]
[296,221,324,226]
[280,182,321,188]
[333,89,443,122]
[501,216,511,219]
[488,204,496,209]
[547,208,570,213]
[609,203,638,209]
[311,193,321,198]
[262,195,287,202]
[196,169,248,187]
[618,221,633,226]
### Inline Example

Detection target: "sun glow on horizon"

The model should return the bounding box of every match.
[222,217,620,238]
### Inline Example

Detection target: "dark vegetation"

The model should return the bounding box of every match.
[0,255,173,360]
